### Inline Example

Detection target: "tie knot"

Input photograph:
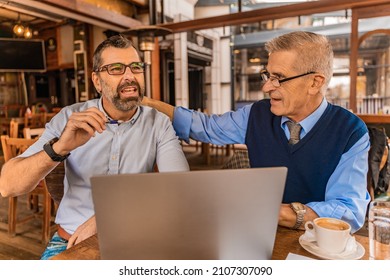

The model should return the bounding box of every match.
[286,121,302,145]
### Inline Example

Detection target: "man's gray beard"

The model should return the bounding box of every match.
[112,96,141,112]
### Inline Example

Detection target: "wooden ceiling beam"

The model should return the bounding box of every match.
[158,0,390,33]
[354,3,390,19]
[39,0,142,30]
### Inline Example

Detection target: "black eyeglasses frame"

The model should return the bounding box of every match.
[95,62,146,75]
[260,70,316,87]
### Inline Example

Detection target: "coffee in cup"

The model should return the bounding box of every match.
[305,217,351,254]
[315,218,350,231]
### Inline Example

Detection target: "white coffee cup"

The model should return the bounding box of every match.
[304,217,351,254]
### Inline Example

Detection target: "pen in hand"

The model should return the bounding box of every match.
[106,119,124,125]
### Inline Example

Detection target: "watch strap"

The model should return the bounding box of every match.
[43,137,70,162]
[290,202,306,230]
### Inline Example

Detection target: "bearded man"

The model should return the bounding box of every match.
[0,35,189,259]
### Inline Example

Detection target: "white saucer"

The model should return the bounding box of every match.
[298,235,365,260]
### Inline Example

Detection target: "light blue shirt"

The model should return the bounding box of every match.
[21,98,189,234]
[173,98,370,232]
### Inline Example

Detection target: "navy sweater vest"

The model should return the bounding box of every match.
[245,99,367,204]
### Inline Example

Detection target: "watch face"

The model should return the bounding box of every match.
[291,202,305,211]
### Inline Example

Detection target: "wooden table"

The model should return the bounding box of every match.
[51,226,369,260]
[271,227,368,260]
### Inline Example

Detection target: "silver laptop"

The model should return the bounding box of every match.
[90,167,287,260]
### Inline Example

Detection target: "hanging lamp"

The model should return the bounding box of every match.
[13,13,25,37]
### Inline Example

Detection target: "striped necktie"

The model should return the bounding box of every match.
[286,121,302,145]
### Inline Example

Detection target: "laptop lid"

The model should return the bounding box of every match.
[91,167,287,260]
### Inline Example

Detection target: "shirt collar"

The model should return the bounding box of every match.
[97,97,142,125]
[281,97,328,135]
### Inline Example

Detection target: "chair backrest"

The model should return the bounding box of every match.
[367,126,390,200]
[0,135,37,162]
[1,104,26,118]
[45,162,65,205]
[24,112,45,128]
[222,149,250,169]
[23,127,45,139]
[1,135,64,204]
[9,119,19,138]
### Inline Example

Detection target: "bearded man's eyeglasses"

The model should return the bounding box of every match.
[95,62,145,75]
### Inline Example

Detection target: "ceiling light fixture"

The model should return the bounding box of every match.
[13,13,25,37]
[23,26,32,38]
[2,0,128,32]
[13,23,24,36]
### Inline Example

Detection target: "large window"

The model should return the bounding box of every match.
[232,11,390,112]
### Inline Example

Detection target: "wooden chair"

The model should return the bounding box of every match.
[45,162,65,208]
[222,149,250,169]
[24,112,45,128]
[2,117,23,137]
[25,126,64,215]
[1,104,26,118]
[23,127,45,139]
[9,119,20,138]
[0,135,52,243]
[22,127,46,213]
[367,127,390,201]
[24,127,63,231]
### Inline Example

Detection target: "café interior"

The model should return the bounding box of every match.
[0,0,390,260]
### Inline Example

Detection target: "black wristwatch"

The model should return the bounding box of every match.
[43,137,70,162]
